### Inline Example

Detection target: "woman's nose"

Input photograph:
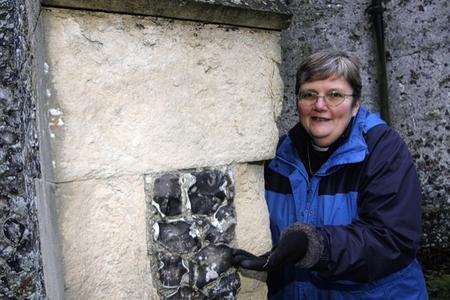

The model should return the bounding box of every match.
[313,96,327,110]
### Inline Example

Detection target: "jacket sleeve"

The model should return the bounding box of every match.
[317,125,422,282]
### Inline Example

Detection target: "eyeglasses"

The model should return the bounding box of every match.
[298,90,354,107]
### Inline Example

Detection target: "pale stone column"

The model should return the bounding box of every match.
[37,1,290,298]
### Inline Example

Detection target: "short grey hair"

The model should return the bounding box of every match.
[295,50,362,103]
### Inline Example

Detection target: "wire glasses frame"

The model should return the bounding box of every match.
[298,90,354,107]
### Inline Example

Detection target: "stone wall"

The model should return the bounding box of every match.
[0,0,45,297]
[39,3,286,299]
[280,0,449,296]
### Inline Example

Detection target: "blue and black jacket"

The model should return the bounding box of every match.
[265,106,428,299]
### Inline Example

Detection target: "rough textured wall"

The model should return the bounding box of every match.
[280,0,449,296]
[43,8,282,182]
[42,7,278,298]
[0,0,44,298]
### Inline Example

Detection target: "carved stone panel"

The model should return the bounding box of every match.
[145,167,240,299]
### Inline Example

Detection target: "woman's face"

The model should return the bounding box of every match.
[297,76,360,147]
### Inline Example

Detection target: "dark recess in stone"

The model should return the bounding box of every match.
[204,223,235,245]
[189,170,231,215]
[204,272,240,299]
[3,218,26,245]
[205,205,236,244]
[215,204,235,222]
[166,286,206,300]
[190,245,233,289]
[156,221,200,254]
[153,174,182,216]
[157,252,188,288]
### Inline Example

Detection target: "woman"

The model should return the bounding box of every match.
[232,50,428,299]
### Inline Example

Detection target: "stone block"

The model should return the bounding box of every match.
[41,0,292,30]
[153,174,183,217]
[35,179,64,300]
[43,8,282,182]
[234,163,272,299]
[54,175,156,299]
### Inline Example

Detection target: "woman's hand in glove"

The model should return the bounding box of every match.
[231,249,271,271]
[231,224,309,271]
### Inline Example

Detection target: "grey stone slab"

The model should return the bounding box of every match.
[33,12,56,183]
[0,0,45,297]
[41,0,292,30]
[35,179,64,300]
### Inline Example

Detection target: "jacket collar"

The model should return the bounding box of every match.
[276,106,385,176]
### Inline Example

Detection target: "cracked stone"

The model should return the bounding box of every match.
[204,272,240,300]
[3,218,25,245]
[189,245,233,289]
[157,252,188,288]
[205,205,236,244]
[165,286,206,300]
[153,174,182,217]
[188,170,233,215]
[155,221,201,254]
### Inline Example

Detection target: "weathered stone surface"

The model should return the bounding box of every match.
[204,272,241,299]
[42,0,292,30]
[155,221,202,254]
[205,205,236,244]
[157,252,188,288]
[233,163,271,299]
[0,0,45,298]
[166,286,207,300]
[190,244,234,288]
[189,170,233,215]
[54,175,156,299]
[43,8,283,182]
[35,179,64,300]
[154,174,182,217]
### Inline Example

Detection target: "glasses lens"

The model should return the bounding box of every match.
[325,91,345,106]
[299,92,318,103]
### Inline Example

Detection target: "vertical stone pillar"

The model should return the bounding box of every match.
[37,0,291,298]
[0,0,45,298]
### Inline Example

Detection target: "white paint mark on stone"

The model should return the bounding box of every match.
[151,198,165,218]
[205,263,219,282]
[48,108,63,116]
[189,223,199,238]
[180,173,196,211]
[46,89,51,97]
[50,132,55,138]
[153,222,160,241]
[44,62,49,74]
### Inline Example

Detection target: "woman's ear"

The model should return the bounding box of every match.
[351,100,360,117]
